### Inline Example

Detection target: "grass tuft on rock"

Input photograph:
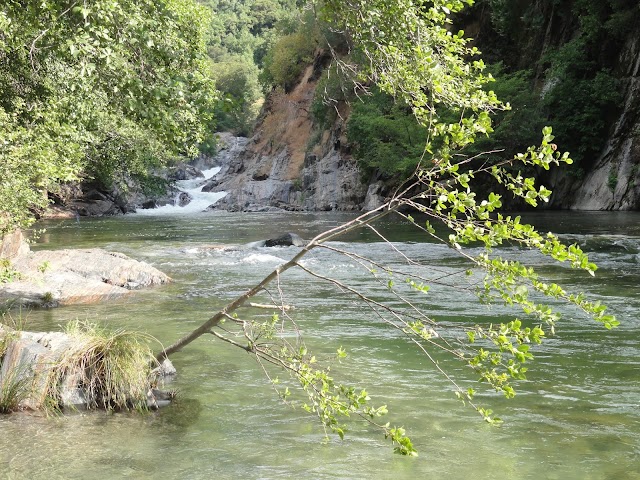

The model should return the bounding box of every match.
[1,323,31,413]
[0,365,32,414]
[45,321,158,412]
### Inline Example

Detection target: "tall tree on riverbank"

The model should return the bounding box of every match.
[0,0,218,235]
[155,0,617,455]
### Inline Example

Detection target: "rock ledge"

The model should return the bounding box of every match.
[1,231,171,308]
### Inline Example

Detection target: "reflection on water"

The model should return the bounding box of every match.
[2,211,640,479]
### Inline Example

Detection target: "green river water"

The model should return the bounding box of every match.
[1,210,639,479]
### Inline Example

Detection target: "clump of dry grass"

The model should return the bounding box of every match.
[45,321,158,411]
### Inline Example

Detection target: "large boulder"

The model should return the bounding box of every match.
[1,248,171,308]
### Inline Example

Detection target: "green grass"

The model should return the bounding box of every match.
[0,364,32,414]
[44,321,158,412]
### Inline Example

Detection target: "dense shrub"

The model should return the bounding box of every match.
[347,90,428,179]
[260,28,318,92]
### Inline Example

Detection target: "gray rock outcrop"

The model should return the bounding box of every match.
[206,137,368,212]
[204,65,370,212]
[0,233,171,308]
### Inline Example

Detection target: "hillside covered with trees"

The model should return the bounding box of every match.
[0,0,219,234]
[2,0,640,235]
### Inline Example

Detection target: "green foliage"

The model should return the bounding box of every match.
[41,292,55,305]
[0,107,84,234]
[469,64,546,161]
[201,0,301,131]
[86,115,172,191]
[260,25,318,91]
[211,56,262,135]
[347,89,429,179]
[0,259,21,284]
[310,60,356,129]
[543,58,621,165]
[37,261,50,274]
[203,0,300,66]
[0,0,218,234]
[274,0,618,451]
[478,0,632,167]
[138,175,172,198]
[540,3,625,164]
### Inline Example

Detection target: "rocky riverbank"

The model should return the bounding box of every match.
[202,69,383,213]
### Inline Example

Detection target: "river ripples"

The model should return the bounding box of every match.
[1,211,639,479]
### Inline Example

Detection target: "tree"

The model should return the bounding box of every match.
[201,0,301,132]
[0,0,218,235]
[154,0,617,455]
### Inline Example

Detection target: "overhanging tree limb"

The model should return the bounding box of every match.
[155,202,399,361]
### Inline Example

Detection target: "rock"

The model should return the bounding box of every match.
[201,179,219,192]
[209,132,368,212]
[264,233,306,247]
[41,171,194,219]
[75,199,122,217]
[175,192,193,207]
[0,248,171,308]
[0,230,30,259]
[147,388,176,409]
[0,328,174,411]
[0,330,79,410]
[151,358,177,378]
[362,181,386,211]
[169,164,204,181]
[202,67,370,212]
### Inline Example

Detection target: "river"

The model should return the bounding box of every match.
[1,210,639,479]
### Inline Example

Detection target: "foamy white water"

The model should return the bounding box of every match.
[136,166,226,215]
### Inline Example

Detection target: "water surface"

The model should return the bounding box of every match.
[1,211,639,479]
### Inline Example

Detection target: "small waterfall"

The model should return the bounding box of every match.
[136,167,226,215]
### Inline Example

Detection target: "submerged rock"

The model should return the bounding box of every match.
[264,233,307,247]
